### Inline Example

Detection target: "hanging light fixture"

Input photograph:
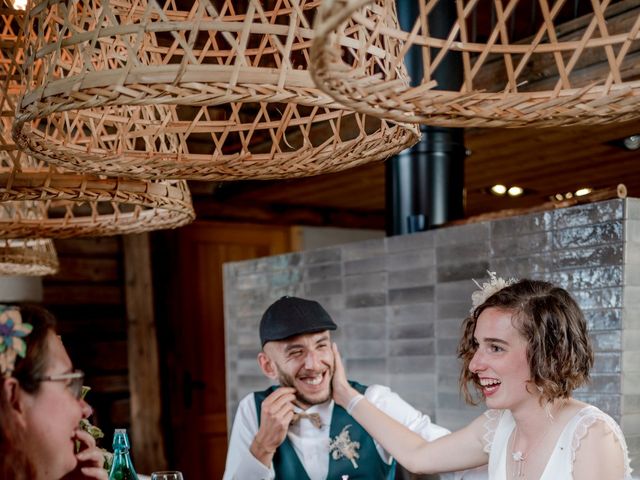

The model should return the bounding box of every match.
[310,0,640,128]
[0,239,58,276]
[13,0,419,180]
[0,9,194,239]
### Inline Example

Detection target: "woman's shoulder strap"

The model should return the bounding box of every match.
[481,409,506,454]
[569,406,632,478]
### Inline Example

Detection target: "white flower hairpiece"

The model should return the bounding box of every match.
[470,271,517,313]
[0,305,32,377]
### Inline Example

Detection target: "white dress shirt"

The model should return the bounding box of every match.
[222,384,488,480]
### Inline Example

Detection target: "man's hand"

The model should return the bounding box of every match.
[250,387,297,467]
[62,429,108,480]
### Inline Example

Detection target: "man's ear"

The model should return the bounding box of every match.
[2,377,28,428]
[257,351,278,380]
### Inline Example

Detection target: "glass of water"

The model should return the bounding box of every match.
[151,472,183,480]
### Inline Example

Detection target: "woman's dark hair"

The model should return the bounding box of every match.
[0,304,57,479]
[458,279,594,405]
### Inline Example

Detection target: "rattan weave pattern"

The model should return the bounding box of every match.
[0,238,59,276]
[1,9,194,238]
[15,102,416,180]
[13,0,419,179]
[310,0,640,127]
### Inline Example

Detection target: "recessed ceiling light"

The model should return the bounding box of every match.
[507,186,523,197]
[575,188,592,197]
[491,184,507,195]
[623,135,640,151]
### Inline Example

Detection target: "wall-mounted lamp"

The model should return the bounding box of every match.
[575,187,592,197]
[552,187,593,202]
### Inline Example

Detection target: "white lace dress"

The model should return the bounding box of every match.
[483,406,632,480]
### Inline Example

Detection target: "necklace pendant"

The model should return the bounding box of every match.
[512,451,525,479]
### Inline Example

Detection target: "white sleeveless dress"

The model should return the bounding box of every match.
[483,406,632,480]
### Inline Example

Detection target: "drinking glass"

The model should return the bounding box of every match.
[151,472,183,480]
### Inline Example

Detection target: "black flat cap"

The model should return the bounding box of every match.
[259,296,337,346]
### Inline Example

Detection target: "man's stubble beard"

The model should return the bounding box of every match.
[276,364,333,407]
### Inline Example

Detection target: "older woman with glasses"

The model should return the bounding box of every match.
[0,304,107,480]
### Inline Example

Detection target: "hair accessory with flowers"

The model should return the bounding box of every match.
[0,305,32,377]
[470,271,517,313]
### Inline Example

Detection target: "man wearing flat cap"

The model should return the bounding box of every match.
[223,296,487,480]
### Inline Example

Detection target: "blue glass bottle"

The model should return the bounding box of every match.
[108,429,139,480]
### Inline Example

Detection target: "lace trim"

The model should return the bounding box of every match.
[482,409,503,454]
[570,407,633,478]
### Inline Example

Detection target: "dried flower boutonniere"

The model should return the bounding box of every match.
[329,425,360,469]
[470,271,516,313]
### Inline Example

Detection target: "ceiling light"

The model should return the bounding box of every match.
[565,191,573,199]
[575,188,592,197]
[490,184,507,195]
[12,0,26,9]
[623,135,640,151]
[507,186,523,197]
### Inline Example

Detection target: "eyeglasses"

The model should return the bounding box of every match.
[35,370,85,400]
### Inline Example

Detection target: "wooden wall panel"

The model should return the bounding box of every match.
[43,237,129,458]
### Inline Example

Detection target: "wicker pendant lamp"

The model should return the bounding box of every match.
[0,6,54,276]
[310,0,640,127]
[0,238,59,276]
[0,10,194,238]
[13,0,418,180]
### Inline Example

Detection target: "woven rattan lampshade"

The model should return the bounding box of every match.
[310,0,640,127]
[1,10,194,238]
[0,238,59,276]
[13,0,418,180]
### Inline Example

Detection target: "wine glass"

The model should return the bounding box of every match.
[151,472,183,480]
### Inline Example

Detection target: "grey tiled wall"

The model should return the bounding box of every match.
[223,198,639,470]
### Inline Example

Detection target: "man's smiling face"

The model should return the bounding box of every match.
[262,331,335,408]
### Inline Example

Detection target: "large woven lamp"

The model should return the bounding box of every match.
[310,0,640,127]
[13,0,419,180]
[0,9,194,238]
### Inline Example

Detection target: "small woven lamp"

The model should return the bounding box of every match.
[13,0,418,180]
[0,6,56,276]
[310,0,640,127]
[0,10,194,238]
[0,238,59,276]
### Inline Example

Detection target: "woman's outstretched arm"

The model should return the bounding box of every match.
[332,343,488,474]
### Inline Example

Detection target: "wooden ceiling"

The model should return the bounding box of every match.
[190,118,640,230]
[188,0,640,230]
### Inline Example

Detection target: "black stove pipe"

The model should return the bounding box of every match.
[385,0,466,236]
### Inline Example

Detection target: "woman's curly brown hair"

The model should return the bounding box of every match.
[458,279,594,405]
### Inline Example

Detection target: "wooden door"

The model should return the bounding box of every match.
[158,221,292,479]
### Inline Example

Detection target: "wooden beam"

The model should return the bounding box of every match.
[123,233,167,473]
[193,199,385,230]
[473,1,640,91]
[43,285,122,305]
